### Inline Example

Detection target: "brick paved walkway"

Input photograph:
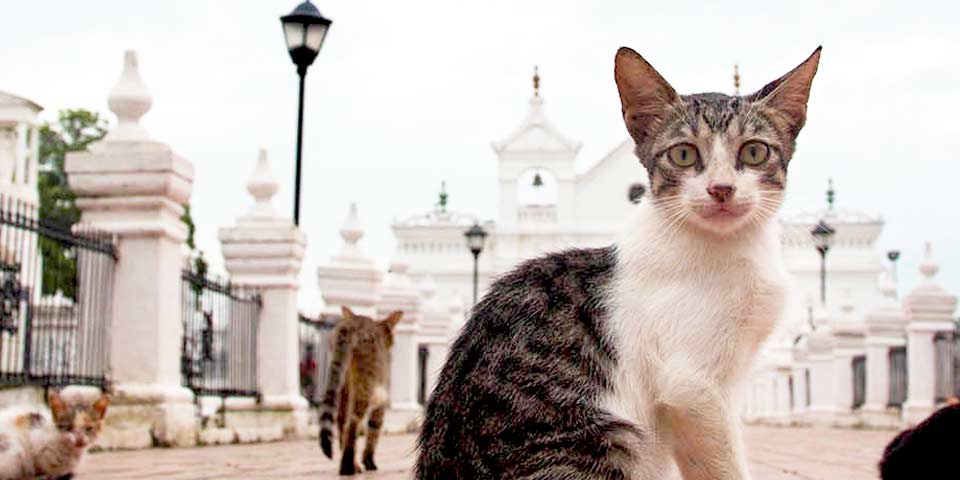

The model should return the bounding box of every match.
[78,425,893,479]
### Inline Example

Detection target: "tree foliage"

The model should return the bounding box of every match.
[38,110,108,298]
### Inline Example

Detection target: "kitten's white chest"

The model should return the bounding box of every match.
[603,216,788,425]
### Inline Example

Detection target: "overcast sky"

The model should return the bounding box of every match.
[3,0,959,312]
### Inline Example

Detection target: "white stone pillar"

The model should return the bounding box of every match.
[902,244,957,425]
[317,204,382,317]
[862,270,906,427]
[64,51,196,448]
[376,256,423,432]
[418,276,451,401]
[219,148,308,438]
[805,308,836,425]
[772,368,793,425]
[790,363,809,421]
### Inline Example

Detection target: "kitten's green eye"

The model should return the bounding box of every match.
[739,141,770,166]
[667,144,699,168]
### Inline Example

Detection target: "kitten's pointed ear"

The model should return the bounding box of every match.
[614,47,680,162]
[383,311,403,330]
[340,306,354,319]
[47,390,66,418]
[749,46,822,136]
[92,394,110,419]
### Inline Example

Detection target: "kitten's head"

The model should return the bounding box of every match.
[48,390,110,450]
[340,306,403,347]
[615,47,821,236]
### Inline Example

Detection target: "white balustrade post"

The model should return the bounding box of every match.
[862,269,907,427]
[902,243,957,425]
[377,256,423,432]
[805,308,836,425]
[64,51,196,448]
[831,292,865,426]
[219,149,308,439]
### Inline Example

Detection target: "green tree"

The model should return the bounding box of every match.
[38,110,108,298]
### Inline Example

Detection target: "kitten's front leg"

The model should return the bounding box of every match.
[660,390,750,480]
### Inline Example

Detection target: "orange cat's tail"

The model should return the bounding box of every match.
[319,320,355,460]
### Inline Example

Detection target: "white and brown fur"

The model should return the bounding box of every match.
[417,46,820,479]
[0,390,110,480]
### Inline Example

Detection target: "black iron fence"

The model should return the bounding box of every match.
[0,196,115,389]
[299,314,336,407]
[889,346,907,407]
[852,355,866,409]
[181,269,260,398]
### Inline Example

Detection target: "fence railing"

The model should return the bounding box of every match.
[889,346,907,408]
[181,269,260,398]
[0,196,116,389]
[934,332,957,402]
[852,355,866,409]
[299,314,337,407]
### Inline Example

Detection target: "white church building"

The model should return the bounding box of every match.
[376,70,956,429]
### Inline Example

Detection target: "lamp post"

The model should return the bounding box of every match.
[280,1,332,226]
[464,223,488,306]
[810,219,836,306]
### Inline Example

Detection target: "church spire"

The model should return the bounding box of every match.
[733,64,741,96]
[827,178,835,210]
[533,65,540,98]
[436,181,448,213]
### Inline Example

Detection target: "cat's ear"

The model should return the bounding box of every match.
[92,394,110,419]
[383,311,403,330]
[340,306,354,319]
[47,390,67,419]
[748,46,821,136]
[614,47,680,163]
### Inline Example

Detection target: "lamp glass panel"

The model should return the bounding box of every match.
[284,22,305,49]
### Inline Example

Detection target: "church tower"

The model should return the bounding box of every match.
[491,67,581,227]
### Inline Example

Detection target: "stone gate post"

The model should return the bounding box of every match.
[219,149,308,438]
[903,243,957,425]
[65,51,196,448]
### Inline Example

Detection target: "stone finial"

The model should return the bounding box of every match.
[331,203,373,266]
[106,50,152,142]
[533,66,540,97]
[840,288,855,316]
[878,268,897,300]
[919,242,938,280]
[341,203,363,245]
[244,148,280,221]
[733,64,740,96]
[420,275,438,300]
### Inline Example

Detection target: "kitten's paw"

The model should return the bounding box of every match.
[338,461,358,476]
[320,430,333,459]
[362,453,378,471]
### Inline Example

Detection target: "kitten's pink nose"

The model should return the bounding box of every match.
[707,184,735,203]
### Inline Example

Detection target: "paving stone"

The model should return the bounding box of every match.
[79,425,894,479]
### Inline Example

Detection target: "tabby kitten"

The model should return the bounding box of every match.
[0,390,110,480]
[319,306,402,476]
[416,46,820,479]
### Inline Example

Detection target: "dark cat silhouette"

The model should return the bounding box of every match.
[880,401,960,479]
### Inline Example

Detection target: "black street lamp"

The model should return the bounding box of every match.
[464,223,488,306]
[811,219,836,306]
[280,1,332,226]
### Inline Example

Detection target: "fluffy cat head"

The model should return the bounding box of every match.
[340,306,403,347]
[615,47,821,236]
[48,390,110,450]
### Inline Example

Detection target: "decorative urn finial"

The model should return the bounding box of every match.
[245,148,279,219]
[106,50,152,142]
[340,203,364,246]
[919,242,939,280]
[533,65,540,97]
[733,64,740,96]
